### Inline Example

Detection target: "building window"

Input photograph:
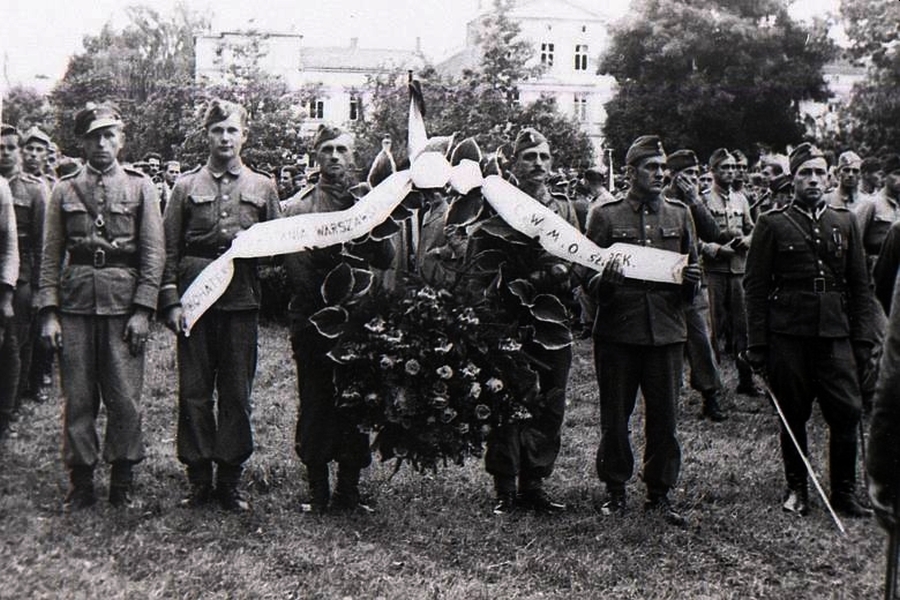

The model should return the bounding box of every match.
[308,98,324,120]
[540,42,555,67]
[574,44,589,71]
[574,94,588,122]
[349,95,361,121]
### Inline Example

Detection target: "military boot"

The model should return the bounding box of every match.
[300,463,330,514]
[108,462,135,508]
[332,465,374,513]
[702,390,728,422]
[180,462,214,508]
[216,464,250,512]
[64,466,96,512]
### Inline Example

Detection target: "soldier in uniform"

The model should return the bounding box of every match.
[159,99,280,512]
[700,148,758,396]
[743,143,876,518]
[282,125,394,513]
[856,153,900,269]
[0,178,19,441]
[0,125,48,417]
[584,135,702,525]
[824,151,871,214]
[663,149,728,421]
[466,127,576,515]
[37,103,165,510]
[860,156,883,196]
[21,127,54,187]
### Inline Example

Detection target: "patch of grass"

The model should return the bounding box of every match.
[0,325,889,599]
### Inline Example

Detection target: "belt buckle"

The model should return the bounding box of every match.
[813,277,825,293]
[93,248,106,268]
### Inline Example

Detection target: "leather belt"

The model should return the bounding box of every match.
[69,248,138,269]
[777,277,843,293]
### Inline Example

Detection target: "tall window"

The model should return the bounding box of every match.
[308,98,324,120]
[349,95,361,121]
[574,94,588,122]
[574,44,589,71]
[540,42,555,67]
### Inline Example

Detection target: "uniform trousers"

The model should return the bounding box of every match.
[595,341,682,497]
[684,285,722,395]
[485,342,572,492]
[176,309,257,470]
[707,271,752,383]
[290,322,371,469]
[59,313,144,467]
[767,334,862,492]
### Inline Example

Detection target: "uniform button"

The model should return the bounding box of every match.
[645,225,651,230]
[221,211,228,217]
[222,194,229,200]
[814,228,820,234]
[646,239,653,245]
[221,228,228,234]
[819,270,825,275]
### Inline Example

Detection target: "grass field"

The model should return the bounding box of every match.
[0,320,890,599]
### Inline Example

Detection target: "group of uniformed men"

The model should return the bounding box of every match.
[2,97,900,532]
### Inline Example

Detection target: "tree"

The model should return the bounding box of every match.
[600,0,835,163]
[838,0,900,153]
[49,2,209,157]
[1,86,55,134]
[351,0,593,172]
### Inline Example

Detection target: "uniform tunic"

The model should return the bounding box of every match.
[743,201,876,492]
[38,163,164,467]
[585,191,697,496]
[0,179,19,423]
[282,183,394,469]
[159,161,280,470]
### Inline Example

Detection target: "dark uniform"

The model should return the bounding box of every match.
[743,144,877,516]
[159,159,280,496]
[0,167,48,412]
[38,106,165,508]
[586,185,698,505]
[0,179,19,438]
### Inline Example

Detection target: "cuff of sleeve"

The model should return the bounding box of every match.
[36,288,59,310]
[158,286,181,311]
[133,285,160,311]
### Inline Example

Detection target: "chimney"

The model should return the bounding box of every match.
[350,37,358,49]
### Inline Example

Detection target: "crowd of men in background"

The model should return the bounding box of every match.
[2,100,900,533]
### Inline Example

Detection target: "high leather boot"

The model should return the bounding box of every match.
[333,465,373,513]
[64,465,96,511]
[301,463,330,513]
[702,390,727,422]
[181,462,213,508]
[216,464,250,512]
[109,461,135,507]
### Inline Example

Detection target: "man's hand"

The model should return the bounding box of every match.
[0,292,13,325]
[586,256,624,297]
[164,305,186,336]
[732,236,751,252]
[681,263,702,285]
[674,173,698,205]
[716,241,738,260]
[124,309,151,356]
[40,310,63,352]
[869,481,898,531]
[740,348,767,375]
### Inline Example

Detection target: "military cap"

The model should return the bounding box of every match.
[143,152,162,162]
[312,124,346,149]
[23,126,52,147]
[74,102,123,137]
[731,149,748,163]
[861,156,882,174]
[667,149,699,173]
[513,127,548,156]
[0,123,20,138]
[203,98,247,130]
[882,154,900,175]
[836,150,862,169]
[770,173,792,194]
[789,143,825,175]
[708,148,734,168]
[625,135,666,166]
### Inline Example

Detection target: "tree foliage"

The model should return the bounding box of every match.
[1,86,55,133]
[352,0,593,172]
[838,0,900,153]
[600,0,835,163]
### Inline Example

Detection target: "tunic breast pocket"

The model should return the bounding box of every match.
[187,194,217,232]
[238,194,266,229]
[107,200,140,238]
[61,200,90,237]
[611,227,639,243]
[659,227,682,251]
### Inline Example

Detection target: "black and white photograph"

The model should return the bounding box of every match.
[2,0,899,597]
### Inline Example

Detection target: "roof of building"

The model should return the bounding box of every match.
[299,46,427,73]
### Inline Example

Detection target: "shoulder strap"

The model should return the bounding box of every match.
[780,208,844,284]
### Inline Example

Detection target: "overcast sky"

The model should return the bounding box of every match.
[2,0,838,92]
